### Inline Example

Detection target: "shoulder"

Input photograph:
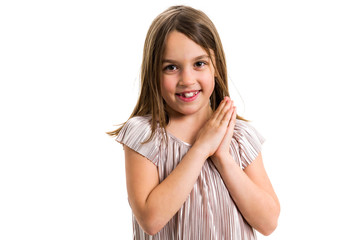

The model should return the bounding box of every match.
[116,115,161,165]
[233,119,265,168]
[234,119,265,143]
[115,115,155,144]
[117,115,152,138]
[123,115,152,130]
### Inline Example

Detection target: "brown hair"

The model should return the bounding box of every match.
[107,5,246,139]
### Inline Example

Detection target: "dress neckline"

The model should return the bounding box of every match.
[166,131,192,147]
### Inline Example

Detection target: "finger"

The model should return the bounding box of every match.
[219,100,234,125]
[220,100,233,122]
[223,106,237,140]
[212,97,229,120]
[218,98,233,117]
[217,106,236,149]
[228,106,237,127]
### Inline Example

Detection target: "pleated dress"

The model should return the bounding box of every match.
[116,115,265,240]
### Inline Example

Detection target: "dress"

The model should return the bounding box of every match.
[116,115,265,240]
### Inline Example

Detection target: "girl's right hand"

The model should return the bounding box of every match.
[193,97,235,158]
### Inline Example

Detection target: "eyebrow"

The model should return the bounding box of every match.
[162,55,210,64]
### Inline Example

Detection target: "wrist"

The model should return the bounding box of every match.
[191,141,212,159]
[212,152,235,172]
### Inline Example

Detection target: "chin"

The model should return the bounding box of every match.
[177,105,209,117]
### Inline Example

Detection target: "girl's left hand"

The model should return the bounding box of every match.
[211,100,237,168]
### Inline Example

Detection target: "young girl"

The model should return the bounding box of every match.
[108,5,280,239]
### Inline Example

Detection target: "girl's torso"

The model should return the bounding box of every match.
[116,115,264,240]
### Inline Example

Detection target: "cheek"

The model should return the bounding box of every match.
[201,72,215,92]
[161,77,175,97]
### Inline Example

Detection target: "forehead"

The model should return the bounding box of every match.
[163,31,210,60]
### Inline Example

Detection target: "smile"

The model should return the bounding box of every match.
[176,90,200,102]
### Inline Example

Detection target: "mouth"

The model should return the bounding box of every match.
[175,90,201,102]
[176,90,200,98]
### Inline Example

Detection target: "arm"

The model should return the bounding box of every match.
[124,98,234,235]
[124,144,208,235]
[211,101,280,236]
[214,152,280,236]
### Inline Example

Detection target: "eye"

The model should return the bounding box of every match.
[163,64,178,72]
[194,61,206,68]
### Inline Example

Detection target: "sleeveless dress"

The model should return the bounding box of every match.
[116,115,265,240]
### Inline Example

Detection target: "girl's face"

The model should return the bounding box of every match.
[161,31,215,118]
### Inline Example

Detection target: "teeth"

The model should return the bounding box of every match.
[183,91,198,98]
[184,92,195,98]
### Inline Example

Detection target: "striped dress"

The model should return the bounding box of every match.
[116,115,265,240]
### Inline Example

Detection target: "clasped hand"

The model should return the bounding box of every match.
[194,97,237,168]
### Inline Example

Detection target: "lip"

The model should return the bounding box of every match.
[176,90,200,94]
[176,90,200,102]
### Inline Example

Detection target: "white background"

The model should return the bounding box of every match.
[1,0,359,239]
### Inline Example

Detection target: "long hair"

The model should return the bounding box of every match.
[107,5,246,140]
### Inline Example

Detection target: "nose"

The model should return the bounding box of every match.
[179,67,195,86]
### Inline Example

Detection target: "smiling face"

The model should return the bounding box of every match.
[161,31,216,118]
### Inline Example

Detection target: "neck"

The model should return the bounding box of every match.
[166,104,212,144]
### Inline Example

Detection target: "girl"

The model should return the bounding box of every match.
[108,5,280,239]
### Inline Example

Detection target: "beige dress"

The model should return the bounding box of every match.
[116,115,265,240]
